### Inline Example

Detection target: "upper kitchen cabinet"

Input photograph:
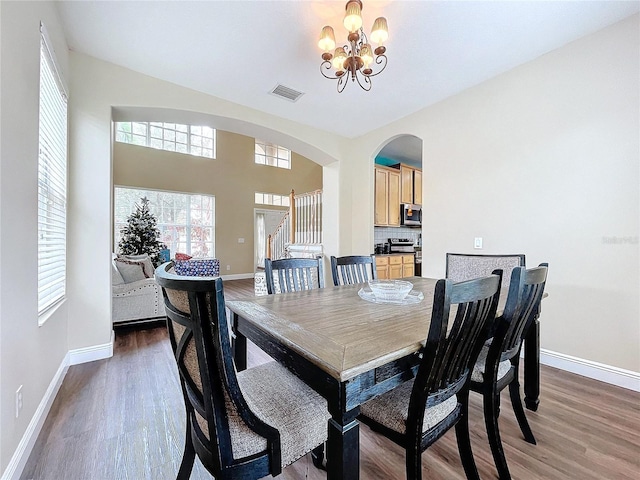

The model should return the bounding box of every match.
[401,165,422,205]
[374,166,401,226]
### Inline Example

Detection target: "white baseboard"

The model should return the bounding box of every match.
[2,331,115,480]
[220,273,255,281]
[1,353,70,480]
[68,330,114,365]
[539,348,640,392]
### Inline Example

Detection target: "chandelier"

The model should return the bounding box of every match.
[318,0,389,93]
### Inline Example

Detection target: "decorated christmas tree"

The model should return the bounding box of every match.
[118,197,166,266]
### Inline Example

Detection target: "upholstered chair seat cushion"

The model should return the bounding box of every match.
[360,379,458,435]
[471,344,512,383]
[192,360,330,467]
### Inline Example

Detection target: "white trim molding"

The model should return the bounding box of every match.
[220,273,255,281]
[2,332,115,480]
[68,330,114,365]
[1,353,70,480]
[540,348,640,392]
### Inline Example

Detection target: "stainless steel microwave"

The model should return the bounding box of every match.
[401,204,422,226]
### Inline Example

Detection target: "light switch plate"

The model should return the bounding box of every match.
[238,238,245,243]
[474,237,483,249]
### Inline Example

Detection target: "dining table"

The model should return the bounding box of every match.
[227,277,541,480]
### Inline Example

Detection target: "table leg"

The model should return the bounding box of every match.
[231,312,247,372]
[327,407,360,480]
[524,316,540,411]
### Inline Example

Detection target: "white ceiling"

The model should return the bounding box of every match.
[56,1,639,139]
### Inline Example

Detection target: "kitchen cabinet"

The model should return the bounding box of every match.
[400,165,422,206]
[414,170,422,206]
[374,254,415,279]
[375,255,389,279]
[403,255,415,277]
[374,166,401,226]
[389,255,403,279]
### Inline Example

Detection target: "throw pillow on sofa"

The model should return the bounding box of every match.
[114,258,148,283]
[112,260,125,285]
[119,254,155,278]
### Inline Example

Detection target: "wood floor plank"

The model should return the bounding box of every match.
[20,278,640,480]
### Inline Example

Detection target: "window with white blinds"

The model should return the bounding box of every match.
[38,26,68,315]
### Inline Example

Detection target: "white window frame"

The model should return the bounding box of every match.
[114,187,215,258]
[115,121,216,159]
[255,192,290,207]
[255,139,291,169]
[38,23,68,321]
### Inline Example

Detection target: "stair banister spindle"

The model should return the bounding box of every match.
[289,189,296,244]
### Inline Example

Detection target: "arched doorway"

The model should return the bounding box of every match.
[373,134,424,275]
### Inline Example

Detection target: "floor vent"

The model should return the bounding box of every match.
[270,84,304,102]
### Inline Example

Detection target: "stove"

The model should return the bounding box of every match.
[388,238,415,253]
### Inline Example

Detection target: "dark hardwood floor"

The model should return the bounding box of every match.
[21,279,640,479]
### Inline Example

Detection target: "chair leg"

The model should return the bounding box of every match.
[455,393,480,480]
[311,444,326,471]
[484,390,511,480]
[405,440,423,480]
[177,418,196,480]
[509,378,536,444]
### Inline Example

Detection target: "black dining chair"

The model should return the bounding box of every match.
[469,263,548,480]
[330,255,377,286]
[446,253,525,290]
[155,264,331,479]
[359,271,503,480]
[264,256,324,294]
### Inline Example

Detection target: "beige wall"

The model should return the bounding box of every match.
[113,132,322,275]
[67,51,346,362]
[346,16,640,372]
[0,1,70,472]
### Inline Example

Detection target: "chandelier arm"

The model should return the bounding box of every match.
[320,60,340,80]
[337,74,349,93]
[359,28,369,46]
[365,54,388,78]
[354,72,373,91]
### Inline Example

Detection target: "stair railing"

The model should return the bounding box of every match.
[267,189,322,260]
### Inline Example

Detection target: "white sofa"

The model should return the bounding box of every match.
[112,255,165,326]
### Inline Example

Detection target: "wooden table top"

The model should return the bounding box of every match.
[227,277,507,383]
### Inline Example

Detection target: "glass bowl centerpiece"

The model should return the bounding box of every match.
[367,279,413,303]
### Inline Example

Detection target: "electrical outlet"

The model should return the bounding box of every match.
[226,265,231,271]
[474,237,483,249]
[238,237,245,244]
[15,385,23,418]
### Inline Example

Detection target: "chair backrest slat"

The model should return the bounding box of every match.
[495,264,549,364]
[265,256,325,294]
[330,255,377,286]
[408,272,502,431]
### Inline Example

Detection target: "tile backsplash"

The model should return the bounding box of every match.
[374,226,421,246]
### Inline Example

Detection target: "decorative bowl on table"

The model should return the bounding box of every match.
[367,280,413,303]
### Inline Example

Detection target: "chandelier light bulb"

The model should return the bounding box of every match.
[361,44,373,68]
[343,1,363,33]
[332,47,347,71]
[318,26,336,52]
[370,17,389,45]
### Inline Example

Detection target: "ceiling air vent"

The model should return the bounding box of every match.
[270,84,304,103]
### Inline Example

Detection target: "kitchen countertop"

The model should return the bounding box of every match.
[372,252,416,256]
